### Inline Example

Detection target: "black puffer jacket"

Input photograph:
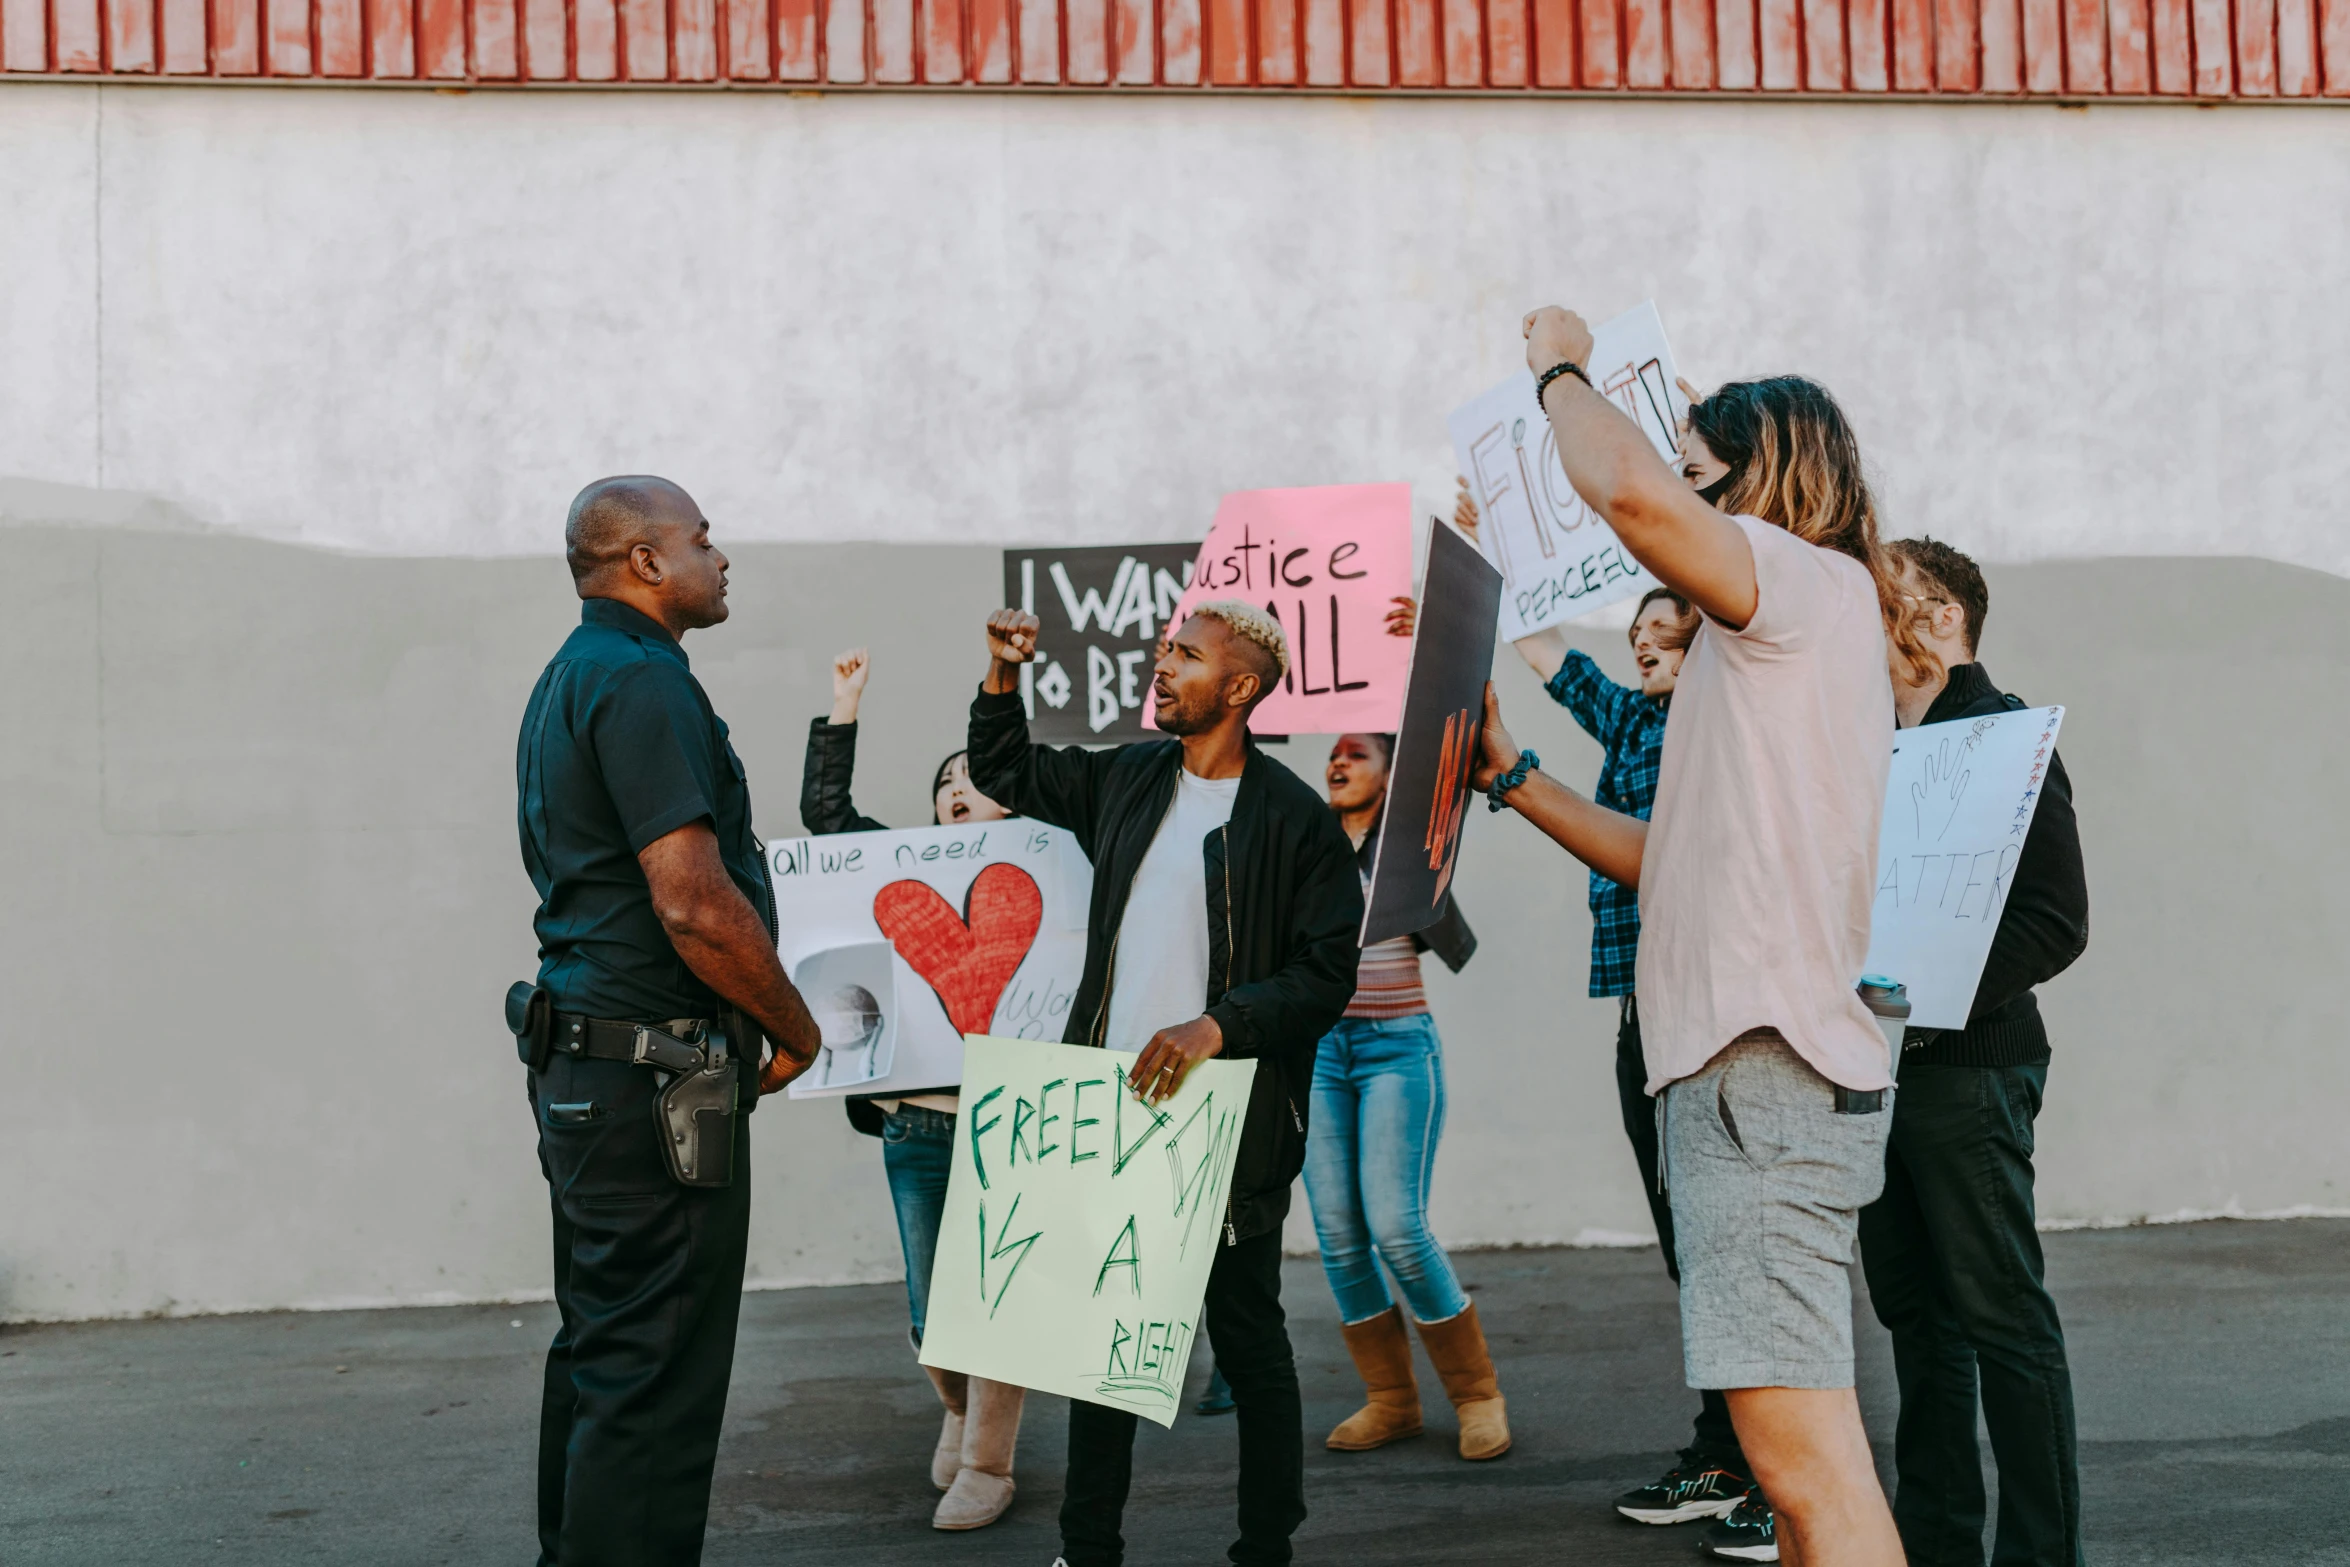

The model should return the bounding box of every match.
[966,687,1363,1244]
[799,718,888,837]
[1905,662,2089,1067]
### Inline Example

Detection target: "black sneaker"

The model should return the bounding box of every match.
[1700,1491,1778,1562]
[1613,1447,1752,1525]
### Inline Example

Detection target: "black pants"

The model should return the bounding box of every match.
[532,1054,752,1567]
[1858,1061,2082,1567]
[1061,1227,1304,1567]
[1615,998,1743,1464]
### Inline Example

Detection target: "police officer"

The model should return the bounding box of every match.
[512,475,821,1567]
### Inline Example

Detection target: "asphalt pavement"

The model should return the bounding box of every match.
[3,1219,2345,1566]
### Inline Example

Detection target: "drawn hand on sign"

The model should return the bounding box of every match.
[873,863,1044,1036]
[1910,737,1975,842]
[1126,1015,1224,1106]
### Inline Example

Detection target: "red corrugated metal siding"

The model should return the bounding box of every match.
[1,0,2342,91]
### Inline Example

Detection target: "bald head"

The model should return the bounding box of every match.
[564,475,731,635]
[567,475,697,589]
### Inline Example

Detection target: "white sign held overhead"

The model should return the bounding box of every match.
[1864,706,2067,1030]
[1447,301,1691,641]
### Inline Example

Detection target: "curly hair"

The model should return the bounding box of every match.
[1887,536,1987,654]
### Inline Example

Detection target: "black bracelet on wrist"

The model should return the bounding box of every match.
[1488,748,1540,812]
[1535,360,1591,411]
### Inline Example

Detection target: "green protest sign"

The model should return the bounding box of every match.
[917,1035,1256,1428]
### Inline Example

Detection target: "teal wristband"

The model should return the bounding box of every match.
[1487,749,1539,812]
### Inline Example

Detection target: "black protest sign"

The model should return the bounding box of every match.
[1003,545,1199,743]
[1360,522,1504,947]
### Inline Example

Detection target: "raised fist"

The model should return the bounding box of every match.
[832,648,870,702]
[986,608,1041,666]
[828,647,870,725]
[1522,306,1595,381]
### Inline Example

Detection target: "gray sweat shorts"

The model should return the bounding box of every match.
[1663,1030,1890,1391]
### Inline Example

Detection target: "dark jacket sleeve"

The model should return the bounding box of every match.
[1205,807,1364,1062]
[1969,746,2088,1020]
[965,686,1124,857]
[799,718,889,836]
[1411,896,1477,973]
[1352,827,1476,972]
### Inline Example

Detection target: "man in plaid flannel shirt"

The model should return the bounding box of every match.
[1545,646,1667,997]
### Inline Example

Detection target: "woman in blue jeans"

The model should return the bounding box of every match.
[800,648,1026,1532]
[1303,731,1510,1461]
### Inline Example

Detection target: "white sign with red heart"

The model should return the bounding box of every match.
[770,821,1094,1101]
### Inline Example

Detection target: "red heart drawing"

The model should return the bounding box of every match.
[872,863,1045,1037]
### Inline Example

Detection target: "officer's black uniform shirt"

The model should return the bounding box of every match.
[517,598,777,1022]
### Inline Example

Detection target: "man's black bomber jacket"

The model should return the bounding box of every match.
[966,686,1363,1245]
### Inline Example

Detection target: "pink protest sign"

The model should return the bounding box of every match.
[1157,484,1414,735]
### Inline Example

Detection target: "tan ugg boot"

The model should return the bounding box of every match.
[923,1364,969,1492]
[1415,1300,1511,1460]
[933,1375,1024,1530]
[1326,1305,1425,1451]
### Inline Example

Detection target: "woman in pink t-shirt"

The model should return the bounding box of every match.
[1469,308,1930,1567]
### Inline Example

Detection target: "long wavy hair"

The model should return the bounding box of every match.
[1685,376,1934,685]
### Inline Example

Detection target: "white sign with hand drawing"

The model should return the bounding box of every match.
[1447,301,1691,640]
[1864,705,2067,1030]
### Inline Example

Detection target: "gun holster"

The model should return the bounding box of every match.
[720,1006,766,1115]
[505,981,553,1073]
[653,1024,738,1189]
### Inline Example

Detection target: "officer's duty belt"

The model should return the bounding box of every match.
[549,1009,717,1073]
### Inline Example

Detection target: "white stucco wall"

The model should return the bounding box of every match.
[2,84,2347,566]
[2,83,2346,1322]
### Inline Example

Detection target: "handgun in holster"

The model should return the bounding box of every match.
[636,1018,732,1188]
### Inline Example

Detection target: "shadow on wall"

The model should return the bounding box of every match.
[0,509,2343,1319]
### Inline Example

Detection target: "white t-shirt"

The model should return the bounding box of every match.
[1103,770,1241,1052]
[1635,514,1896,1094]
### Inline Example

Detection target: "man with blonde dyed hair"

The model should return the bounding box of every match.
[1186,598,1292,687]
[967,603,1362,1567]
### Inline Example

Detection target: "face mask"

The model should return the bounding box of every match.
[1697,470,1739,507]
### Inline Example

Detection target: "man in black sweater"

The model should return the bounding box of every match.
[1862,538,2091,1567]
[966,599,1362,1567]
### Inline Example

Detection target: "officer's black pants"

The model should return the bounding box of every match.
[532,1054,751,1567]
[1060,1226,1305,1567]
[1614,998,1744,1466]
[1858,1061,2082,1567]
